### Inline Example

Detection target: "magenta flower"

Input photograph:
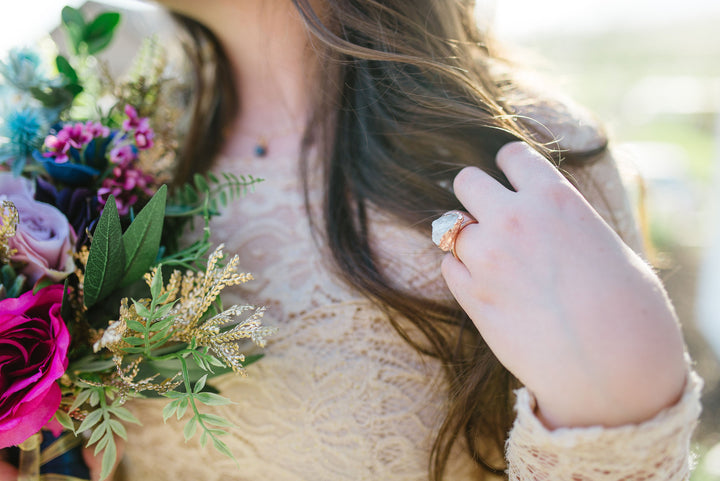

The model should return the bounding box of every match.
[122,104,142,131]
[109,144,136,166]
[42,132,71,164]
[134,127,154,150]
[97,165,154,216]
[60,123,92,149]
[0,285,69,449]
[84,121,110,139]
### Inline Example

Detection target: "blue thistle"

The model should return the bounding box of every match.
[0,105,48,175]
[0,47,47,91]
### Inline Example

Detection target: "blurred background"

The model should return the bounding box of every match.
[2,0,719,478]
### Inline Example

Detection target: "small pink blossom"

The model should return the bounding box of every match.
[97,165,154,216]
[42,132,71,164]
[122,104,141,131]
[109,144,136,166]
[59,123,92,149]
[134,128,154,150]
[84,121,110,139]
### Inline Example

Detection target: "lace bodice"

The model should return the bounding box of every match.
[120,149,701,481]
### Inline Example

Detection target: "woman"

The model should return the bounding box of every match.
[119,0,701,480]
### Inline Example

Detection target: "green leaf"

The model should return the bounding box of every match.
[148,316,174,332]
[200,430,208,448]
[55,55,78,83]
[109,419,127,440]
[132,300,152,319]
[125,318,146,332]
[201,413,232,428]
[194,392,233,406]
[162,391,185,399]
[99,435,117,481]
[89,390,100,407]
[193,374,208,393]
[32,277,55,295]
[150,265,163,300]
[119,185,167,288]
[85,196,125,308]
[77,408,103,433]
[84,12,120,40]
[176,397,189,420]
[162,400,179,422]
[93,434,109,456]
[121,336,145,346]
[212,438,234,459]
[109,406,141,425]
[69,389,93,413]
[194,174,209,193]
[83,12,120,56]
[54,410,75,433]
[183,417,197,441]
[120,347,146,354]
[86,423,106,446]
[61,6,85,54]
[61,6,85,28]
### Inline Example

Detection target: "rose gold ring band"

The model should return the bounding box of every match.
[431,210,478,259]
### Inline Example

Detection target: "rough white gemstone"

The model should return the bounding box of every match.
[431,212,459,246]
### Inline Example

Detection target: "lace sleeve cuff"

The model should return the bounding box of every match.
[505,364,703,480]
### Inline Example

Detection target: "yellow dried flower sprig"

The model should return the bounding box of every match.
[0,200,18,263]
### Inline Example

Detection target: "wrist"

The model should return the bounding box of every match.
[532,354,688,430]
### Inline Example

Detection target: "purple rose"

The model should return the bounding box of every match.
[0,173,76,284]
[0,285,69,448]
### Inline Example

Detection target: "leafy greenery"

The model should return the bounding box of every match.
[85,187,168,307]
[166,172,263,219]
[61,6,121,57]
[84,195,125,308]
[120,185,167,287]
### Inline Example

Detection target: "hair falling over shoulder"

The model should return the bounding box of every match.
[173,1,608,479]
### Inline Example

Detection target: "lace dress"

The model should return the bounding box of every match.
[121,147,701,481]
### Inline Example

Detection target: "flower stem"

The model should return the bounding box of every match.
[17,433,42,481]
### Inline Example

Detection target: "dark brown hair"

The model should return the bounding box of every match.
[173,1,606,478]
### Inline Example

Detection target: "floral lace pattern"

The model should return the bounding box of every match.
[121,148,699,480]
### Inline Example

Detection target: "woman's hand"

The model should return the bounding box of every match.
[441,141,687,429]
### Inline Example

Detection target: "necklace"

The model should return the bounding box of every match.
[250,122,306,158]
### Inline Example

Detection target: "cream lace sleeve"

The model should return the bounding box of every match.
[504,149,703,480]
[506,365,702,480]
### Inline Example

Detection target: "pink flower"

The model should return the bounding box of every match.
[109,144,136,166]
[42,132,71,164]
[0,285,69,448]
[122,104,141,131]
[84,121,110,139]
[59,123,92,149]
[0,173,76,284]
[97,165,154,216]
[134,127,154,150]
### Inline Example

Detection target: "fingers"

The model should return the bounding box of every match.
[452,165,510,217]
[495,141,566,191]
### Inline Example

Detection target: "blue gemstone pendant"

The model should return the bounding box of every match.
[254,138,268,157]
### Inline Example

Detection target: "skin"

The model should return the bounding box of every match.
[443,141,686,428]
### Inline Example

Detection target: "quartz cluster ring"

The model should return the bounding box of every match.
[431,210,478,259]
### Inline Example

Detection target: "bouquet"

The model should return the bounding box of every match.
[0,7,272,480]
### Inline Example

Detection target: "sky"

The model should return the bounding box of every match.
[2,0,720,54]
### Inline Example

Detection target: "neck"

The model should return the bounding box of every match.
[168,0,323,157]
